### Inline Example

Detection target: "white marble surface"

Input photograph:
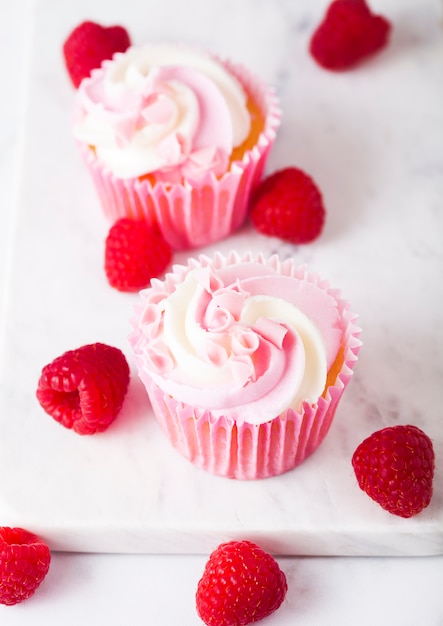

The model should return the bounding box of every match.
[0,552,442,626]
[1,0,443,623]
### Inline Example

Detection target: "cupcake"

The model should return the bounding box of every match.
[129,251,362,479]
[73,44,280,250]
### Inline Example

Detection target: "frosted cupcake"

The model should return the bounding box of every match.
[73,44,280,249]
[129,252,362,479]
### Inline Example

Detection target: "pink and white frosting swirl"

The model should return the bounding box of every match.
[132,257,344,425]
[73,44,252,180]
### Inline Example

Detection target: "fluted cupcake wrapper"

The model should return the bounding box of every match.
[77,57,281,250]
[137,368,353,480]
[130,252,362,480]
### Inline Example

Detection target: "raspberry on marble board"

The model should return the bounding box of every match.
[36,342,130,435]
[309,0,391,71]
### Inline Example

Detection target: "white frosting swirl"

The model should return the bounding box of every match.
[74,44,251,180]
[133,260,343,425]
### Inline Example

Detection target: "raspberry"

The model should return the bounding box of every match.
[0,527,51,606]
[63,21,131,88]
[196,540,287,626]
[352,425,435,518]
[105,218,172,292]
[250,167,325,244]
[309,0,392,71]
[36,343,130,435]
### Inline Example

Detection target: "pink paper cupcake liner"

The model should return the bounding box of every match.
[77,55,281,250]
[130,252,362,480]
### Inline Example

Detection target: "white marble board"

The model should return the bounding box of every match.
[0,0,442,556]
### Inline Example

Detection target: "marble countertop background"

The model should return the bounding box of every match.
[0,0,442,624]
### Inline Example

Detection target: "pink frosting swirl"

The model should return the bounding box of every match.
[131,257,344,425]
[74,45,251,180]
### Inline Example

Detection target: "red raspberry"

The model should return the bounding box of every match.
[250,167,325,244]
[352,425,435,518]
[0,527,51,606]
[36,343,130,435]
[309,0,392,71]
[105,218,172,292]
[196,540,287,626]
[63,21,131,88]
